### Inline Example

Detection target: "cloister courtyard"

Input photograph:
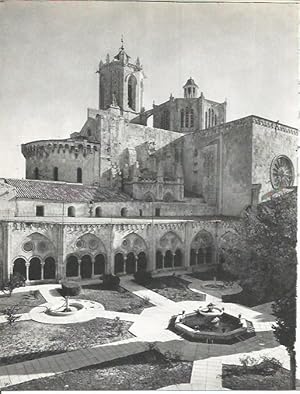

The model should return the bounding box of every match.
[0,269,295,391]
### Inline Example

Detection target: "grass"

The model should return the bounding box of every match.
[6,350,193,390]
[0,290,45,314]
[60,284,153,314]
[222,363,299,390]
[145,275,206,302]
[188,269,236,282]
[0,318,133,366]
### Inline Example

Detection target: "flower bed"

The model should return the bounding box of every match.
[0,318,133,366]
[5,350,193,391]
[0,290,45,314]
[145,276,206,302]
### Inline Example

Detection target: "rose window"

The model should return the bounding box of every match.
[270,156,294,189]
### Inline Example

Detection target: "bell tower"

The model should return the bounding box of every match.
[97,39,145,116]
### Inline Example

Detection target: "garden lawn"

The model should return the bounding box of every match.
[222,289,268,307]
[222,363,299,390]
[6,350,193,390]
[59,284,153,314]
[0,318,133,366]
[146,275,206,302]
[0,290,45,314]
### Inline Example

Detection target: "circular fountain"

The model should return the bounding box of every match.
[45,300,84,316]
[198,302,223,318]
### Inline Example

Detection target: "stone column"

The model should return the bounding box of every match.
[172,253,175,269]
[25,262,30,283]
[78,258,82,278]
[195,249,199,266]
[134,254,138,273]
[91,258,95,278]
[41,261,45,281]
[123,255,127,275]
[162,254,165,270]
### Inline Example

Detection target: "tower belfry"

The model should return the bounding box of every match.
[97,39,145,116]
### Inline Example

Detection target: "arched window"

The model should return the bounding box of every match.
[94,254,106,275]
[77,168,82,183]
[34,167,39,180]
[208,108,211,127]
[128,75,137,111]
[180,109,184,128]
[139,209,143,217]
[13,258,26,279]
[29,257,41,281]
[156,251,163,269]
[95,207,102,217]
[66,255,78,277]
[114,253,124,274]
[155,208,161,217]
[121,207,128,217]
[190,108,194,128]
[87,128,92,137]
[212,109,215,126]
[44,257,56,280]
[215,114,217,125]
[185,108,189,128]
[68,206,76,217]
[205,111,208,128]
[53,167,58,181]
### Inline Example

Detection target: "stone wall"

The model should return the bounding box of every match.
[13,198,216,219]
[251,118,298,201]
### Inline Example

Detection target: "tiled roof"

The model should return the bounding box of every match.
[4,179,130,203]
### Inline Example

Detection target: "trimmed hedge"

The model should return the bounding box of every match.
[61,281,81,297]
[102,274,120,289]
[134,270,152,286]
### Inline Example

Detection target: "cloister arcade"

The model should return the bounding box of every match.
[10,229,216,283]
[12,233,57,282]
[189,230,214,266]
[66,233,106,279]
[156,231,184,269]
[114,233,148,275]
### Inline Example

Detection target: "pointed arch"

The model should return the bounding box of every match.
[190,230,214,266]
[159,231,183,253]
[74,233,106,257]
[143,192,155,202]
[128,74,137,111]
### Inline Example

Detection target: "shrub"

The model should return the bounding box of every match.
[1,305,21,326]
[61,281,81,297]
[134,270,152,285]
[102,274,120,289]
[0,273,26,297]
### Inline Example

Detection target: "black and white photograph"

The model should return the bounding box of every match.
[0,1,298,391]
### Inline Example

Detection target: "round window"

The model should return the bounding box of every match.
[270,155,294,189]
[23,241,34,252]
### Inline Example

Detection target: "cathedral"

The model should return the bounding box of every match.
[0,43,297,284]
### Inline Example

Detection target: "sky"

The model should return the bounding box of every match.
[0,1,298,179]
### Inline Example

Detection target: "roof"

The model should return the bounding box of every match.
[4,179,130,203]
[183,77,199,88]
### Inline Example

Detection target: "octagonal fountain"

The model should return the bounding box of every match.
[173,303,254,344]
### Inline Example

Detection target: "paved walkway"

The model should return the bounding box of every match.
[0,272,293,390]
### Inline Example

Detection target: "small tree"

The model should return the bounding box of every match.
[272,292,296,389]
[0,273,25,297]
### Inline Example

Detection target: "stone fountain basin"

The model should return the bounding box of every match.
[174,311,247,342]
[46,302,84,316]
